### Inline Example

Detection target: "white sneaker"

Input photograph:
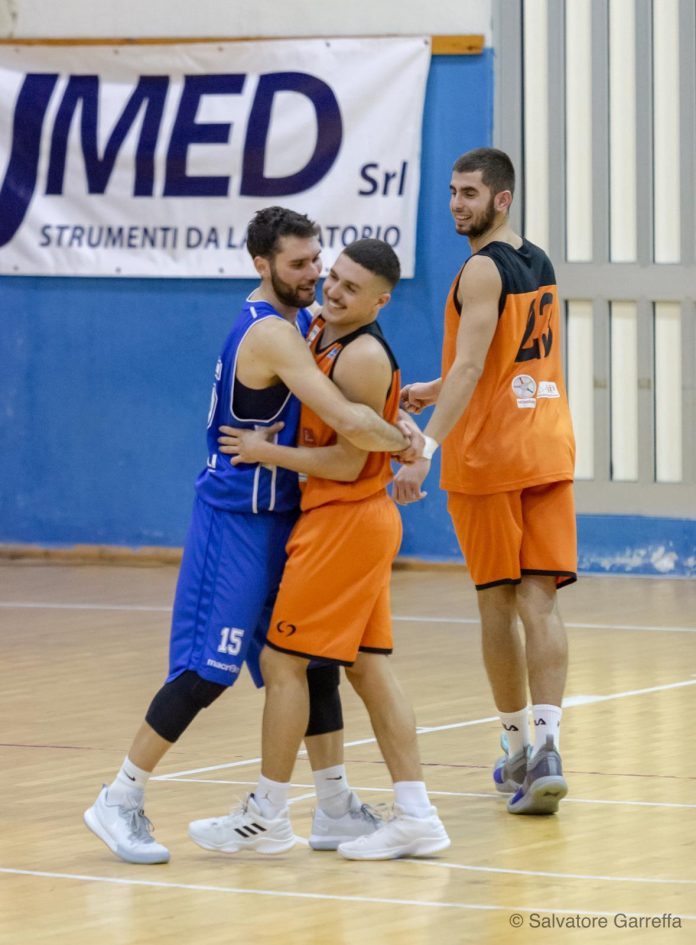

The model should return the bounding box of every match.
[84,786,170,864]
[188,794,296,855]
[337,804,450,860]
[309,792,382,850]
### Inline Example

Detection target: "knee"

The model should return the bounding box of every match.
[261,645,308,687]
[344,661,364,692]
[145,671,226,742]
[477,585,518,623]
[345,653,382,697]
[517,576,558,625]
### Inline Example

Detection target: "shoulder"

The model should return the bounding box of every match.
[458,253,503,302]
[246,314,298,340]
[332,333,393,409]
[337,332,392,372]
[240,314,307,363]
[332,332,393,392]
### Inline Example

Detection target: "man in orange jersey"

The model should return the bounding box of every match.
[84,209,413,866]
[394,148,576,815]
[187,239,450,859]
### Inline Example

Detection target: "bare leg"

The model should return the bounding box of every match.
[345,652,422,783]
[304,729,343,770]
[476,584,528,712]
[516,575,568,705]
[127,721,174,772]
[127,662,343,780]
[260,646,310,782]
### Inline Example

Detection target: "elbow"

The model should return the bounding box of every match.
[342,463,364,483]
[335,451,369,482]
[451,359,483,388]
[331,404,365,441]
[334,456,367,482]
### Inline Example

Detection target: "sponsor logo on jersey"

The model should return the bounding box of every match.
[512,373,537,408]
[276,620,297,636]
[307,324,323,345]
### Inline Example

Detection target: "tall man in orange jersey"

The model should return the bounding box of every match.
[187,239,450,859]
[394,148,576,815]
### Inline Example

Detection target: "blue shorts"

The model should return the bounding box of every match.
[167,496,298,688]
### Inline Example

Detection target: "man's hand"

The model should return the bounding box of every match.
[400,381,439,414]
[392,458,431,505]
[394,411,425,464]
[218,421,283,465]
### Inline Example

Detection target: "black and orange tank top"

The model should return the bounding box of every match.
[299,314,400,510]
[440,239,575,495]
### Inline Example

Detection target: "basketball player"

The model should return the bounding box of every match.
[394,149,576,815]
[84,210,415,864]
[187,239,450,859]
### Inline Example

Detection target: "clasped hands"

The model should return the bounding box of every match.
[216,389,432,504]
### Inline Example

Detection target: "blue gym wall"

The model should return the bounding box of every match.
[1,48,694,576]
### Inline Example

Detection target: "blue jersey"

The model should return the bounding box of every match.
[195,299,312,513]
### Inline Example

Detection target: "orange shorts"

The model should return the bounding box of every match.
[447,481,577,590]
[267,492,402,665]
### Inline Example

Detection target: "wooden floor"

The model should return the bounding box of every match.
[1,560,695,945]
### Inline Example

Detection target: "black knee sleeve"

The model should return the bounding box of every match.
[145,670,226,743]
[305,664,343,737]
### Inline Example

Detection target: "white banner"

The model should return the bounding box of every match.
[0,38,430,278]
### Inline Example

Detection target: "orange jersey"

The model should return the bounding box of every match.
[299,314,400,510]
[440,239,576,495]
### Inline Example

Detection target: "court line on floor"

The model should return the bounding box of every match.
[0,601,170,612]
[154,678,696,780]
[157,778,696,810]
[394,616,696,634]
[415,860,696,887]
[2,868,693,920]
[1,600,695,634]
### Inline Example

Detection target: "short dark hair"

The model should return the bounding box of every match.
[341,238,401,290]
[246,206,319,260]
[452,147,515,197]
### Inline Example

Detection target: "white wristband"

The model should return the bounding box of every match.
[421,435,439,461]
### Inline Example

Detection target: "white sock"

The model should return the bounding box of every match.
[531,704,562,757]
[393,781,432,817]
[313,765,352,817]
[498,707,530,757]
[254,774,289,818]
[107,756,150,806]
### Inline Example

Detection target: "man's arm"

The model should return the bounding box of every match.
[219,334,393,481]
[243,318,408,453]
[218,423,366,482]
[423,255,500,443]
[392,256,501,504]
[400,378,442,413]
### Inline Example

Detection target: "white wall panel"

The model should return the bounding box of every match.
[565,0,593,261]
[610,301,639,480]
[609,0,637,262]
[566,301,594,478]
[0,0,494,41]
[654,303,683,481]
[523,0,549,250]
[653,0,680,263]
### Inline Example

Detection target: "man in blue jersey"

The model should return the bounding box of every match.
[84,207,412,865]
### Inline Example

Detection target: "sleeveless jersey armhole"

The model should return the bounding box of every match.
[326,323,398,404]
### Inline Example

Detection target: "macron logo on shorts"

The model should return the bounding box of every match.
[206,659,240,674]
